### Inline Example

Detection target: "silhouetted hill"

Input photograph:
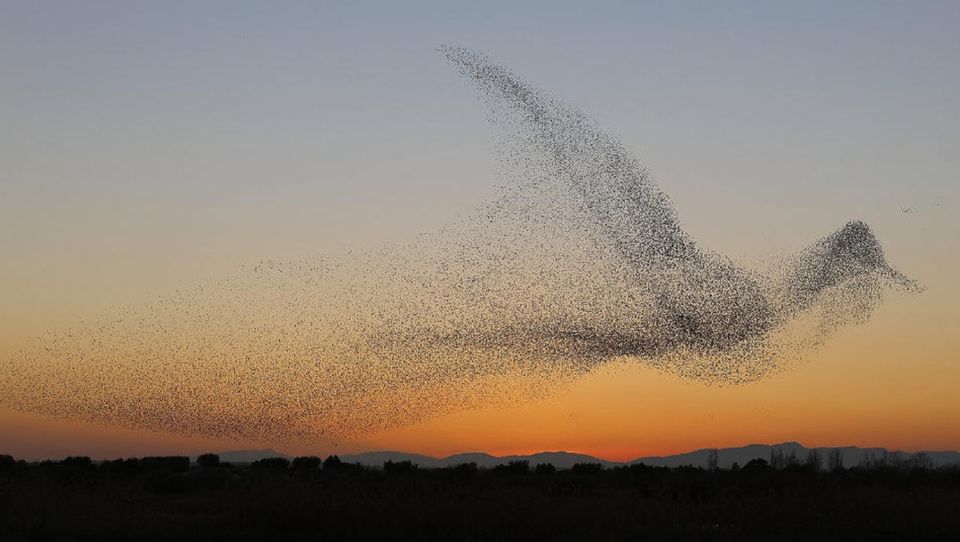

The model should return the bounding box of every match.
[633,442,960,469]
[330,442,960,469]
[180,443,960,470]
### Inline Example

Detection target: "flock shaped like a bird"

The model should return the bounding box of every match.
[0,47,918,443]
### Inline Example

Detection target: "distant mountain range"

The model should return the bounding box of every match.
[208,443,960,469]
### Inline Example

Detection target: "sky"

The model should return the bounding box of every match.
[1,1,959,460]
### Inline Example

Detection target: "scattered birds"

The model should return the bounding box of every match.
[0,47,920,444]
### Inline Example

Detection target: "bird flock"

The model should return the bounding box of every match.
[0,47,918,443]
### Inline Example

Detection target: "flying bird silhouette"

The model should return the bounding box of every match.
[0,47,919,443]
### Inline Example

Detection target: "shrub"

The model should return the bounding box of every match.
[535,463,557,475]
[494,460,529,475]
[571,462,603,475]
[291,456,322,471]
[251,457,290,471]
[60,456,94,469]
[0,454,16,471]
[140,456,190,473]
[323,455,343,470]
[197,453,221,468]
[99,458,141,475]
[384,460,417,473]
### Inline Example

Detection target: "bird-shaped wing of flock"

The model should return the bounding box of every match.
[0,48,918,443]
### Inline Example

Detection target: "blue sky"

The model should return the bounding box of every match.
[2,0,958,342]
[1,0,960,459]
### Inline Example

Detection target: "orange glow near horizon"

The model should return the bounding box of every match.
[3,0,960,467]
[3,289,958,462]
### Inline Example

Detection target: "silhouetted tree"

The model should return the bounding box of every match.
[707,449,719,471]
[291,456,322,471]
[60,456,94,470]
[770,447,785,470]
[860,451,882,469]
[445,462,478,482]
[0,454,24,477]
[572,462,603,475]
[743,458,769,472]
[197,453,220,468]
[100,458,141,475]
[910,452,933,470]
[887,451,904,469]
[323,455,343,470]
[508,460,529,474]
[384,460,418,473]
[494,460,529,475]
[786,451,800,469]
[6,449,960,538]
[251,457,290,471]
[730,462,740,472]
[535,463,557,475]
[141,456,190,473]
[828,448,844,472]
[806,449,822,472]
[0,454,16,471]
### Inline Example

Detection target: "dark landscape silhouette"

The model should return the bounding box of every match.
[203,441,960,470]
[3,442,960,540]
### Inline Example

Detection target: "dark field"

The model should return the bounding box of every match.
[2,455,960,541]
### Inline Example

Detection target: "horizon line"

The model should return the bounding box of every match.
[8,440,960,463]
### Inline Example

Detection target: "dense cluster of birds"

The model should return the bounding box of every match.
[0,47,918,443]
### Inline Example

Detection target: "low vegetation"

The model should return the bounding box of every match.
[1,452,959,540]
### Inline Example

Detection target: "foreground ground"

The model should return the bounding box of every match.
[2,455,959,541]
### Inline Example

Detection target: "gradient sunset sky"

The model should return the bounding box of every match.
[2,1,958,460]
